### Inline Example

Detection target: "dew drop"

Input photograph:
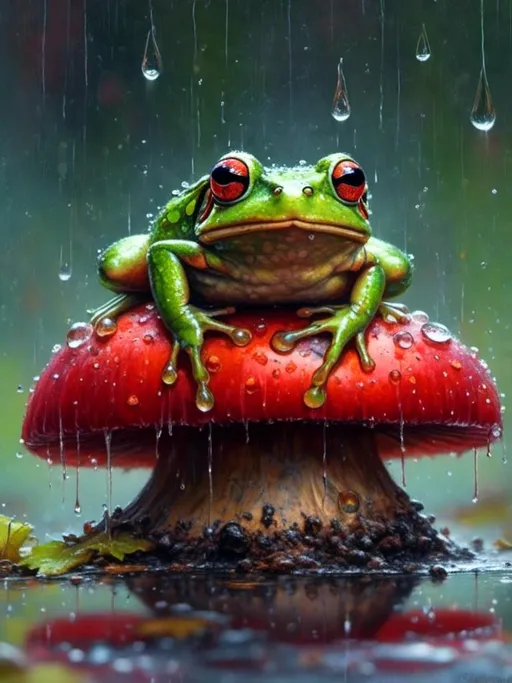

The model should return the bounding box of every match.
[421,322,452,344]
[331,58,351,122]
[15,452,23,459]
[58,262,72,281]
[142,333,155,344]
[470,67,496,131]
[388,369,402,383]
[252,351,268,366]
[245,377,259,394]
[141,28,163,81]
[206,355,221,373]
[127,395,139,407]
[285,361,297,374]
[450,359,462,370]
[411,310,430,324]
[338,489,360,514]
[415,24,432,62]
[254,320,267,336]
[95,317,117,339]
[272,369,281,379]
[74,502,81,515]
[67,322,93,349]
[162,363,178,385]
[393,331,414,349]
[16,385,23,393]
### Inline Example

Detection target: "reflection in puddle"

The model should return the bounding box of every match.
[1,572,512,682]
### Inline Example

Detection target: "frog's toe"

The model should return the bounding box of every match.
[271,325,319,353]
[161,340,180,386]
[89,293,145,327]
[355,331,376,372]
[296,305,340,319]
[379,301,409,324]
[196,310,252,347]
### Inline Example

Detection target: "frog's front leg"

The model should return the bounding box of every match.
[148,239,252,411]
[271,265,386,409]
[90,234,152,327]
[368,237,413,323]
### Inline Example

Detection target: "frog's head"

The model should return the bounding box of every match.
[196,151,371,245]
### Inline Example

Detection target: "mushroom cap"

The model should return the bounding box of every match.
[22,305,502,467]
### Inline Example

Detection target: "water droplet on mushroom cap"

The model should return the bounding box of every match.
[421,322,452,344]
[393,331,414,349]
[66,322,93,349]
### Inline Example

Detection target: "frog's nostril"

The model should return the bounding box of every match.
[302,186,314,196]
[272,186,283,196]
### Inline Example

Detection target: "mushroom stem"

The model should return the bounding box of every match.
[112,423,447,569]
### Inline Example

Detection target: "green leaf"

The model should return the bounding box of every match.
[21,532,153,576]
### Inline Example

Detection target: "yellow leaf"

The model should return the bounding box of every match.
[0,516,33,563]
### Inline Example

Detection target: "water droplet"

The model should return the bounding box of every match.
[141,28,163,81]
[393,331,414,349]
[254,320,267,336]
[58,262,72,281]
[415,24,432,62]
[95,317,117,339]
[285,361,297,374]
[298,159,307,166]
[245,377,259,394]
[450,359,462,370]
[421,322,452,344]
[252,351,268,366]
[331,58,351,122]
[16,385,23,393]
[338,489,360,513]
[74,502,81,515]
[491,424,502,440]
[272,369,281,379]
[67,322,93,349]
[127,395,139,407]
[15,452,23,459]
[470,67,496,131]
[162,363,177,385]
[206,355,221,373]
[388,369,402,383]
[143,333,155,344]
[411,310,429,324]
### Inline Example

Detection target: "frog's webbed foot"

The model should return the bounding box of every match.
[161,306,252,413]
[272,304,376,409]
[88,293,147,332]
[378,301,409,324]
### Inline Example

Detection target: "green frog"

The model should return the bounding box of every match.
[91,152,412,411]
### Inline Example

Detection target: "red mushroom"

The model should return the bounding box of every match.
[22,306,502,573]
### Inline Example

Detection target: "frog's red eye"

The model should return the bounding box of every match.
[332,160,367,204]
[210,157,250,204]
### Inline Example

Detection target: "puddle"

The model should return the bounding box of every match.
[1,570,512,681]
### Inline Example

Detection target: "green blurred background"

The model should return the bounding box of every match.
[0,0,510,542]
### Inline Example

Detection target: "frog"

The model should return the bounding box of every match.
[91,152,412,411]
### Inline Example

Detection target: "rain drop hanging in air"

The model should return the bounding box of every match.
[470,67,496,131]
[331,58,351,122]
[415,24,431,62]
[141,28,163,81]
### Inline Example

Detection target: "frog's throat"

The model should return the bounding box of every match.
[198,219,368,245]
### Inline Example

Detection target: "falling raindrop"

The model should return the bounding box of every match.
[470,68,496,131]
[331,58,351,122]
[141,28,163,81]
[58,261,72,282]
[415,24,432,62]
[208,423,213,526]
[470,0,496,131]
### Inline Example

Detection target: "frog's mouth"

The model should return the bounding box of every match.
[199,219,368,244]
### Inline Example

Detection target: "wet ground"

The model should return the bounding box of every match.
[2,562,512,682]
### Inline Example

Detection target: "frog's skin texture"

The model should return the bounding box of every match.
[92,152,412,410]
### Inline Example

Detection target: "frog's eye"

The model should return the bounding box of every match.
[331,160,367,205]
[210,157,250,204]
